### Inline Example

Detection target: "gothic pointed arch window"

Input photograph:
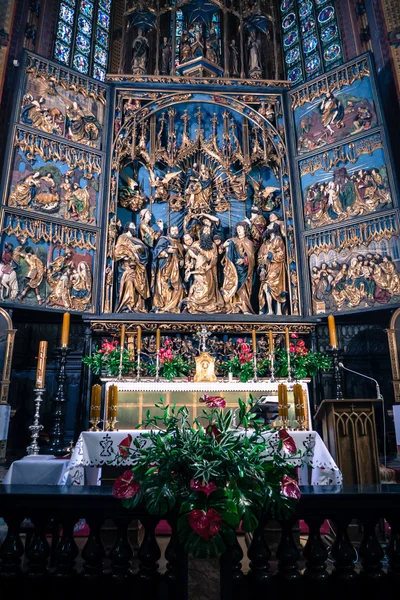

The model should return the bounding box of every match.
[53,0,112,81]
[280,0,343,85]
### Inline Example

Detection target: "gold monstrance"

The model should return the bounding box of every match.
[194,325,216,382]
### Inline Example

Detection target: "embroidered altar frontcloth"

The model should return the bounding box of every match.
[64,430,342,487]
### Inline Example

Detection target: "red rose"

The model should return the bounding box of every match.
[295,346,303,354]
[280,475,301,500]
[291,333,299,339]
[290,347,296,353]
[297,340,305,347]
[190,479,217,496]
[113,470,141,499]
[278,429,297,455]
[188,508,222,540]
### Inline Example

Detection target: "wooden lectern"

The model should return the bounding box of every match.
[314,399,381,485]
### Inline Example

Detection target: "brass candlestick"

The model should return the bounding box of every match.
[286,348,293,383]
[253,352,258,383]
[27,387,45,456]
[136,349,141,381]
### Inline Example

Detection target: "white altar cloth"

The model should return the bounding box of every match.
[65,430,342,487]
[3,456,70,485]
[103,379,310,393]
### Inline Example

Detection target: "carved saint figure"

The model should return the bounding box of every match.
[179,31,192,63]
[183,221,224,314]
[114,222,150,312]
[9,172,40,209]
[21,94,63,135]
[258,223,287,315]
[0,243,18,301]
[17,247,45,305]
[229,39,239,76]
[160,37,172,75]
[190,31,204,58]
[67,183,91,221]
[132,28,149,75]
[66,101,101,147]
[245,205,267,250]
[319,92,344,136]
[152,225,185,313]
[247,30,262,79]
[185,164,212,214]
[221,222,255,314]
[139,209,164,249]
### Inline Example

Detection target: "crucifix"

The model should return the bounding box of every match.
[196,325,211,352]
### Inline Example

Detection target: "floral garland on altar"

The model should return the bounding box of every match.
[112,397,303,558]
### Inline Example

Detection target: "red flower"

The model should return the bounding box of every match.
[118,434,133,458]
[190,479,217,496]
[295,346,303,354]
[237,338,243,344]
[205,424,221,439]
[113,470,141,499]
[240,343,251,353]
[278,429,297,455]
[188,509,222,540]
[280,475,301,500]
[297,339,305,348]
[164,338,173,347]
[291,333,299,339]
[199,394,226,408]
[290,347,296,353]
[99,340,118,354]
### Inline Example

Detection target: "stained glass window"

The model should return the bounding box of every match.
[54,0,112,80]
[280,0,342,84]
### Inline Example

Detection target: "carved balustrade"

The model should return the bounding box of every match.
[0,484,399,599]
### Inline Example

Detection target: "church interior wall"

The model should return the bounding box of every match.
[0,0,399,457]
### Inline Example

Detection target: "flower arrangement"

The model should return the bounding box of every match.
[113,396,302,558]
[218,338,255,382]
[82,340,134,377]
[148,338,194,381]
[257,334,331,380]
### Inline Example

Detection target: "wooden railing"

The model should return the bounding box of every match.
[0,484,400,599]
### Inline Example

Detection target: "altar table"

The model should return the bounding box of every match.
[3,456,70,485]
[65,430,343,487]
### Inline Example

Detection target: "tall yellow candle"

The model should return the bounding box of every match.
[137,326,142,350]
[268,330,274,354]
[252,329,257,353]
[107,384,118,420]
[120,325,126,348]
[90,384,101,420]
[293,383,303,421]
[156,328,161,351]
[61,312,70,347]
[328,315,338,348]
[285,326,290,350]
[278,383,288,419]
[35,341,48,388]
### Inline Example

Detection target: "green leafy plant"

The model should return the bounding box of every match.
[218,339,255,382]
[82,340,134,377]
[113,396,303,558]
[148,338,194,380]
[257,335,331,379]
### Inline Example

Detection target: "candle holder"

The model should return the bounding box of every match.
[26,387,45,455]
[155,350,160,382]
[269,351,276,383]
[136,349,141,381]
[253,352,258,383]
[47,345,69,456]
[278,412,289,431]
[107,417,118,432]
[118,345,124,380]
[332,347,344,400]
[286,348,293,383]
[88,412,101,432]
[295,414,306,431]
